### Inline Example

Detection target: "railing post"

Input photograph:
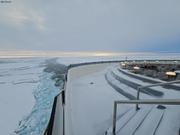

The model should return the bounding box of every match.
[136,87,140,111]
[62,90,65,105]
[112,101,117,135]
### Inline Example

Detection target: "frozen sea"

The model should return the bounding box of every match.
[0,58,62,135]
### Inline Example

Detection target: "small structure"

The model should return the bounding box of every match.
[166,71,177,80]
[166,71,176,76]
[133,66,140,70]
[120,62,127,69]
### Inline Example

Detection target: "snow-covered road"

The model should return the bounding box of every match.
[65,63,131,135]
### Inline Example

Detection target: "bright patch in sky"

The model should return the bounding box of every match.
[0,50,120,58]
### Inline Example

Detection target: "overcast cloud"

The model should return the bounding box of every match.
[0,0,180,52]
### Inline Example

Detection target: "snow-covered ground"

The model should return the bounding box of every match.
[0,53,180,135]
[111,67,180,99]
[65,62,180,135]
[65,63,132,135]
[0,58,60,135]
[57,53,180,65]
[0,58,43,135]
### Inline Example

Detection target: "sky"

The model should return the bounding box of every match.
[0,0,180,53]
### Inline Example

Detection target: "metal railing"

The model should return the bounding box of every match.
[44,91,62,135]
[44,74,67,135]
[136,80,180,110]
[112,80,180,135]
[112,99,180,135]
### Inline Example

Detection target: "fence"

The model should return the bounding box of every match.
[112,79,180,135]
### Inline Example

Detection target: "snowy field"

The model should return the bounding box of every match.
[0,58,43,135]
[0,53,180,135]
[0,58,60,135]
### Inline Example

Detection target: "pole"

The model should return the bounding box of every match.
[112,102,117,135]
[136,87,140,110]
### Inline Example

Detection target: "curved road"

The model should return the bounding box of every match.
[111,71,164,97]
[118,69,180,91]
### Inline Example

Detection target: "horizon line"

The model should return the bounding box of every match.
[0,50,180,58]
